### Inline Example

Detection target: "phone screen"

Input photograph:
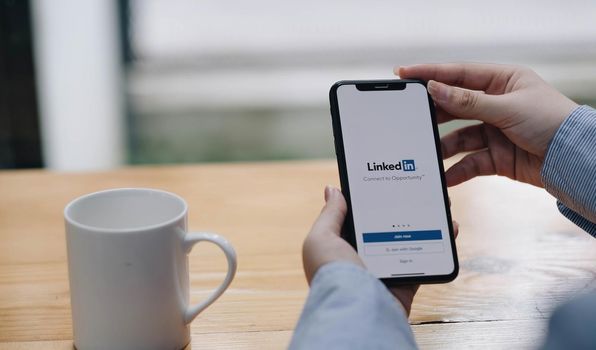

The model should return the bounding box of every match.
[333,81,457,281]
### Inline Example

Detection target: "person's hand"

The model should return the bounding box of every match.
[397,63,578,187]
[303,186,459,315]
[302,186,364,283]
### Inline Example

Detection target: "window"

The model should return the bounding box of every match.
[127,0,596,164]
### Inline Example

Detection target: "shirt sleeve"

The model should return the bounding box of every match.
[541,105,596,237]
[289,262,417,350]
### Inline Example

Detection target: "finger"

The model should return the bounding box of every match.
[445,149,497,186]
[396,63,515,92]
[435,94,487,124]
[311,186,347,237]
[441,124,487,159]
[428,80,506,126]
[452,220,459,239]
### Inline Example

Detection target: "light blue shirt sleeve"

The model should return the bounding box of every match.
[538,105,596,349]
[289,262,417,350]
[541,105,596,237]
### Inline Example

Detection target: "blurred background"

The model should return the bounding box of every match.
[2,0,596,170]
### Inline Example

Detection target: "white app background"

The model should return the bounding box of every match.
[337,83,455,278]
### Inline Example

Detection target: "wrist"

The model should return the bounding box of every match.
[541,102,581,158]
[539,96,579,157]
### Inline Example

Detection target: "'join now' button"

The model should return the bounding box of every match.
[363,230,442,243]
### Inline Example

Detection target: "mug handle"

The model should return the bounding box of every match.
[182,232,237,324]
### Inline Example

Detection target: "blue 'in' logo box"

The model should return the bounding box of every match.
[403,159,415,171]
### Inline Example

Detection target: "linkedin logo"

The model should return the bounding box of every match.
[367,159,416,172]
[403,159,415,171]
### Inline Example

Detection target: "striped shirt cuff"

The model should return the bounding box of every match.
[557,202,596,237]
[541,105,596,237]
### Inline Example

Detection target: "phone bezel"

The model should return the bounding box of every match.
[329,79,459,286]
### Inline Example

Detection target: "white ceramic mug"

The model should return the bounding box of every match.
[64,188,237,350]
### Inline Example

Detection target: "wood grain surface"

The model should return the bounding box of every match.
[1,160,594,349]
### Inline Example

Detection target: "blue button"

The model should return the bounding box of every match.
[363,230,442,243]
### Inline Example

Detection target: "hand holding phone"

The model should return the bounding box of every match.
[302,185,460,315]
[398,64,578,188]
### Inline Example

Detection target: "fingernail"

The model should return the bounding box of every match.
[324,185,332,202]
[428,80,449,103]
[393,66,403,75]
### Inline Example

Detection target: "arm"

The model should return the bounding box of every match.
[290,262,417,350]
[541,105,596,237]
[290,187,418,350]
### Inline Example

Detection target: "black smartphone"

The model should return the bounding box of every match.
[329,79,458,285]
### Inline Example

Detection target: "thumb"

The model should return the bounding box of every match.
[311,186,347,237]
[427,80,505,125]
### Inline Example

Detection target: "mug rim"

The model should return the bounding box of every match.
[64,188,188,234]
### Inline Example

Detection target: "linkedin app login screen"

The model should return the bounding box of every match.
[337,83,454,278]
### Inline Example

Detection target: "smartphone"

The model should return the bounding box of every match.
[329,79,458,285]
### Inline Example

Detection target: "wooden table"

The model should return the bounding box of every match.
[1,160,595,349]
